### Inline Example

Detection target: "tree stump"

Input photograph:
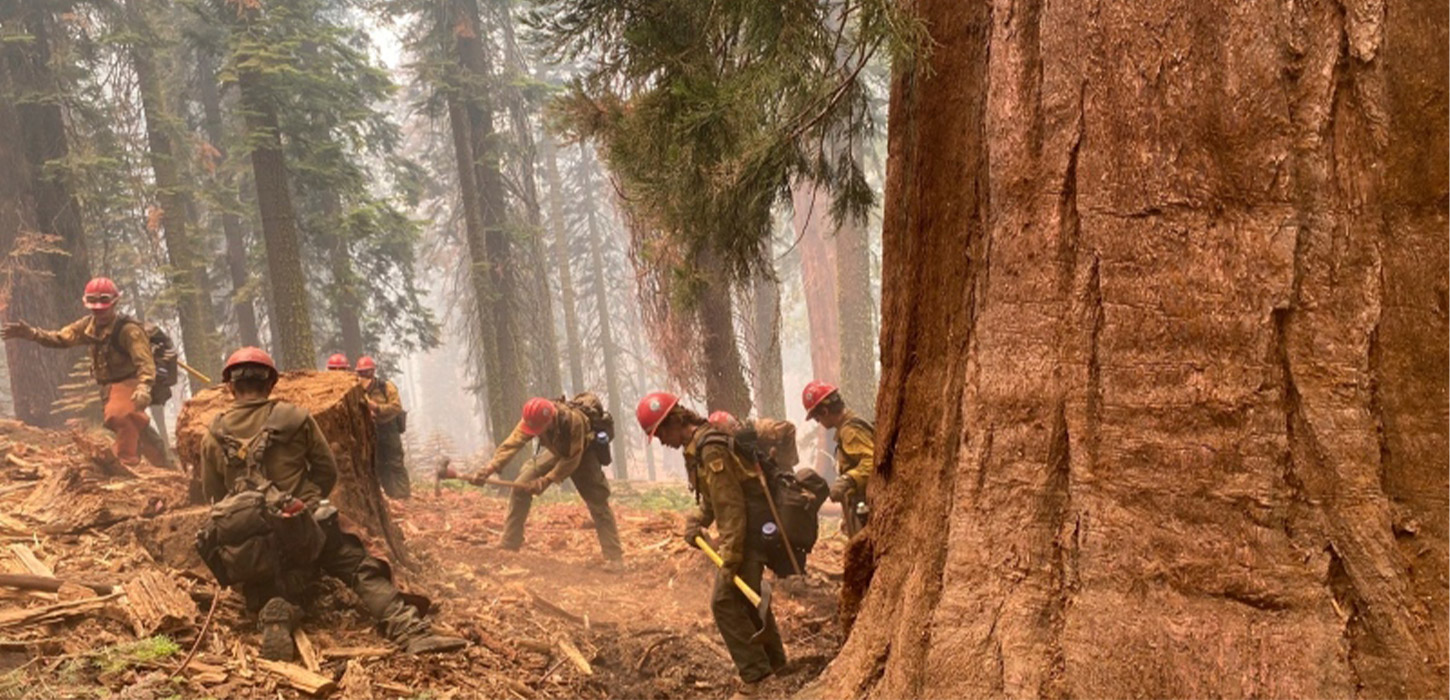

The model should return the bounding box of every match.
[174,371,410,569]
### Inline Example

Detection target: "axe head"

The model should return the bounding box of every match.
[749,578,776,644]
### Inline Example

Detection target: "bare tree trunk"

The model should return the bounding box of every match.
[834,214,875,413]
[448,0,526,442]
[580,148,630,479]
[127,0,221,383]
[806,0,1448,698]
[320,193,364,360]
[793,182,840,477]
[696,254,752,419]
[749,268,786,419]
[496,5,562,398]
[235,65,314,370]
[542,134,586,394]
[0,7,92,427]
[196,48,260,348]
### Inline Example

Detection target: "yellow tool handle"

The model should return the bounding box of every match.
[176,360,212,385]
[694,536,761,606]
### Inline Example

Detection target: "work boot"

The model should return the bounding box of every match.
[401,633,468,655]
[727,680,761,700]
[258,597,300,662]
[598,558,625,574]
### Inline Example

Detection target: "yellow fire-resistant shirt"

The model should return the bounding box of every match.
[31,315,155,387]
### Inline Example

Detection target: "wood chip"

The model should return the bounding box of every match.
[555,636,593,676]
[122,570,197,636]
[256,658,337,696]
[294,628,320,673]
[8,544,51,577]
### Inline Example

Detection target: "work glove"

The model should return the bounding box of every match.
[683,519,705,549]
[131,386,152,409]
[1,322,34,340]
[468,466,496,485]
[829,476,853,504]
[527,476,552,496]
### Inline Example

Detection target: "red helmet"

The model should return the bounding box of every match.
[326,353,349,370]
[355,356,377,374]
[520,397,557,436]
[223,346,277,382]
[636,391,680,438]
[802,380,839,416]
[708,410,737,429]
[83,277,121,310]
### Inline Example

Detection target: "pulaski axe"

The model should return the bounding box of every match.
[694,536,776,644]
[436,461,534,491]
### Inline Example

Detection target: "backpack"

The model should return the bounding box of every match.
[111,316,179,405]
[701,429,826,577]
[563,392,614,466]
[195,403,325,587]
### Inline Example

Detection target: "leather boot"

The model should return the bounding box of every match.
[258,597,299,662]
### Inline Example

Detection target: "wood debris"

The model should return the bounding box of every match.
[256,658,337,696]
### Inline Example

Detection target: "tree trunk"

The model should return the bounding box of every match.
[497,8,562,398]
[834,213,876,413]
[749,268,786,419]
[805,0,1448,698]
[580,149,630,479]
[321,193,364,361]
[236,66,314,370]
[0,8,92,428]
[196,47,260,349]
[542,135,586,395]
[127,0,222,384]
[793,181,842,478]
[696,253,752,419]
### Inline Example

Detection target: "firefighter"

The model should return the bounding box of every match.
[198,347,465,660]
[708,410,800,472]
[356,356,409,499]
[640,393,785,698]
[325,353,350,371]
[0,278,165,468]
[802,380,874,537]
[463,397,624,567]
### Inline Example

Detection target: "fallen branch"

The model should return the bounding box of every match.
[256,658,337,696]
[0,591,123,630]
[524,589,584,625]
[635,634,678,671]
[0,572,115,596]
[173,586,219,680]
[320,646,394,660]
[293,628,320,673]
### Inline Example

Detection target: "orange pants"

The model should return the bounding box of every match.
[104,379,163,466]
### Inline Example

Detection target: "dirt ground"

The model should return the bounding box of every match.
[0,428,847,700]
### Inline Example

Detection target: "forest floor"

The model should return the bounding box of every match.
[0,421,847,699]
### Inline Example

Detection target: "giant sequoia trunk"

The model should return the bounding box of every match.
[806,0,1448,698]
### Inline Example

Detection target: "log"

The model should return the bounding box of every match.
[0,591,123,629]
[175,371,410,569]
[123,570,197,636]
[256,658,337,696]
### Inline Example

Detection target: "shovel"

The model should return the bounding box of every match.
[694,536,776,644]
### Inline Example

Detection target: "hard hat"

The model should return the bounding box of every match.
[707,410,737,429]
[636,392,680,438]
[520,397,557,436]
[802,380,840,416]
[83,277,121,310]
[355,356,377,373]
[223,346,278,382]
[326,353,349,370]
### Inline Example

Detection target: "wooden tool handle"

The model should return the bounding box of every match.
[694,536,761,606]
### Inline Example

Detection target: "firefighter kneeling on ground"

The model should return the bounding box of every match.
[639,392,785,699]
[196,347,465,661]
[803,380,875,538]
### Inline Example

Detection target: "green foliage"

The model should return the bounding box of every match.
[95,635,181,674]
[533,0,923,284]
